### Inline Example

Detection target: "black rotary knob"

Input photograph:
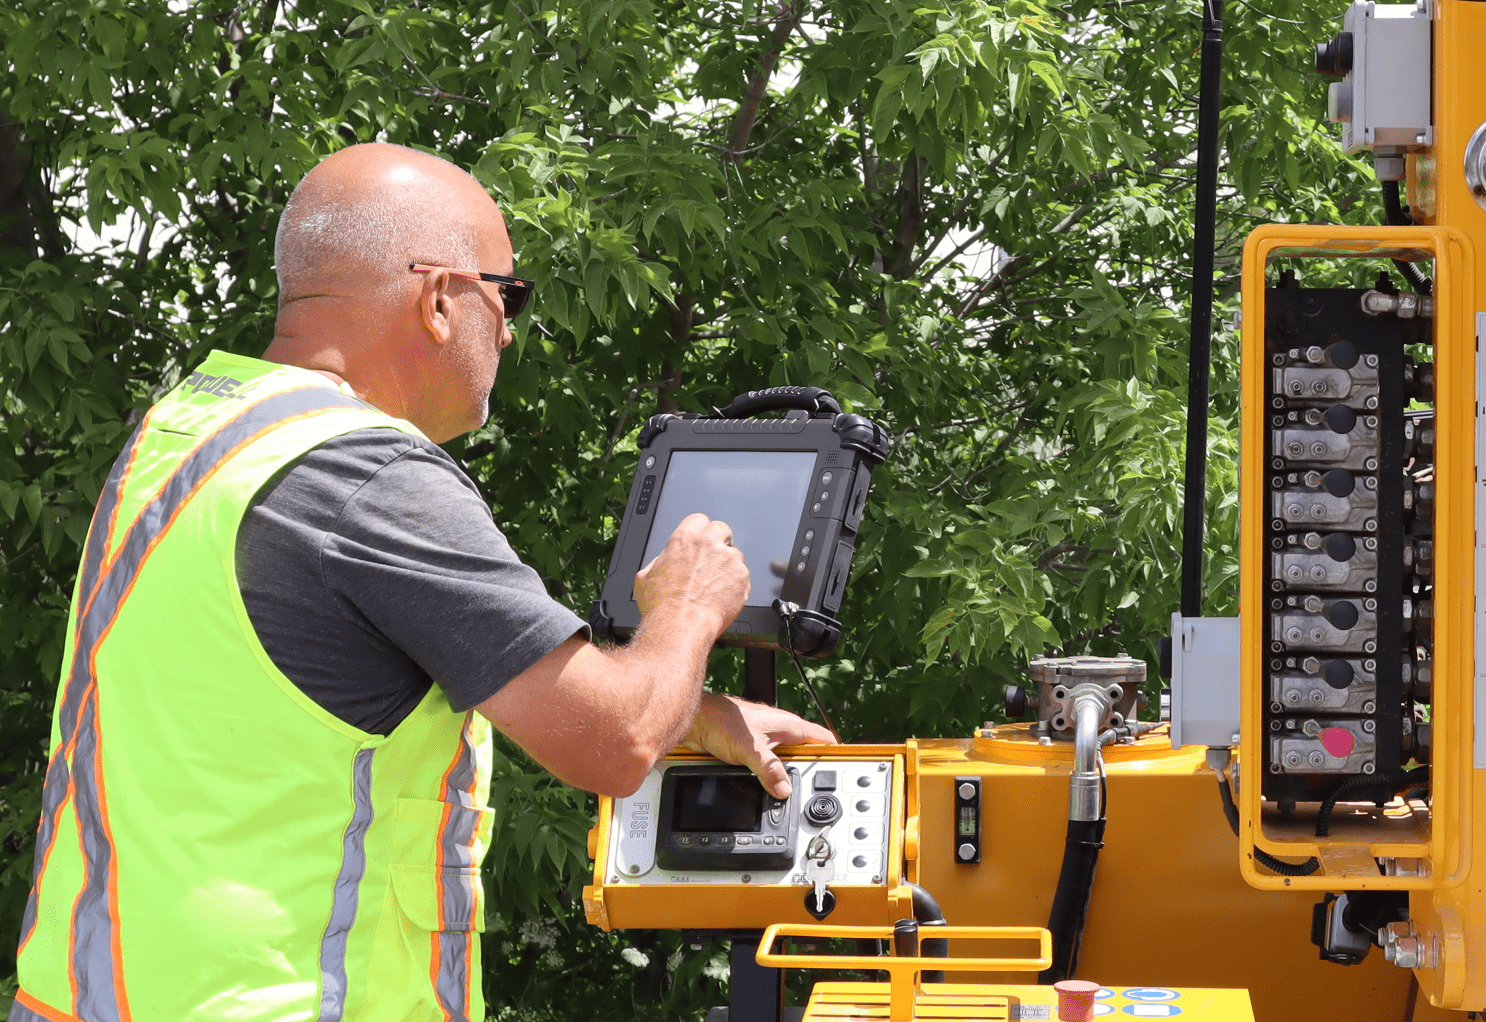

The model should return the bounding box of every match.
[1315,32,1353,76]
[1005,685,1028,718]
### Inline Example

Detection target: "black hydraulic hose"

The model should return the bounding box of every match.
[1215,773,1320,876]
[1381,179,1434,295]
[907,882,947,983]
[1038,817,1107,984]
[1180,0,1224,619]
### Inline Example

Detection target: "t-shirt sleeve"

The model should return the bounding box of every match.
[320,443,589,712]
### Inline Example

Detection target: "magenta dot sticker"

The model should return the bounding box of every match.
[1320,727,1356,758]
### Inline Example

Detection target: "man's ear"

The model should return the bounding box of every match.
[417,267,456,347]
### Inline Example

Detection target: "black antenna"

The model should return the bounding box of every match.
[1181,0,1225,619]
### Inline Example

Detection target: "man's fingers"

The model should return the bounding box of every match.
[773,718,837,746]
[751,746,792,800]
[675,512,736,548]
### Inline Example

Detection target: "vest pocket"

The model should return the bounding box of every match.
[390,798,493,932]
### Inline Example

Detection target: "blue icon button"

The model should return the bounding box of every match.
[1124,988,1180,1002]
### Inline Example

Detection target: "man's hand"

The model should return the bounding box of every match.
[634,513,750,639]
[682,692,837,799]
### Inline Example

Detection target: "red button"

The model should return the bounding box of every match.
[1054,980,1100,1022]
[1320,727,1356,758]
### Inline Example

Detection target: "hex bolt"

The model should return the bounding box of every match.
[1416,542,1434,577]
[1311,442,1329,457]
[1288,441,1305,457]
[1287,627,1304,643]
[1285,751,1303,767]
[1393,938,1420,968]
[1309,751,1326,766]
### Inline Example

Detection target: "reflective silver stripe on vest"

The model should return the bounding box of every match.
[30,387,366,1021]
[72,691,123,1022]
[433,720,481,1021]
[6,995,48,1022]
[316,747,376,1022]
[17,422,146,952]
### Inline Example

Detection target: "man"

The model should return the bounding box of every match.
[11,143,832,1022]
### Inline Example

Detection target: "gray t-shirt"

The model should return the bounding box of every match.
[235,429,587,735]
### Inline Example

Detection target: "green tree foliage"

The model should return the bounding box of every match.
[1,0,1389,1015]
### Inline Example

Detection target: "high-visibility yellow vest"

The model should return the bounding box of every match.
[12,351,495,1022]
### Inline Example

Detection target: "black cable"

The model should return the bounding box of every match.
[1381,179,1434,295]
[1180,0,1224,619]
[1216,772,1320,876]
[774,601,842,742]
[1315,767,1429,837]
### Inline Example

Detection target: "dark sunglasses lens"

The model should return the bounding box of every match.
[502,283,530,319]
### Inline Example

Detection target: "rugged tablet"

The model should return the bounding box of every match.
[589,387,890,657]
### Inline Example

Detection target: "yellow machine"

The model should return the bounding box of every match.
[584,2,1486,1019]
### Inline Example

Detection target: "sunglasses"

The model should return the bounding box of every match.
[409,263,534,319]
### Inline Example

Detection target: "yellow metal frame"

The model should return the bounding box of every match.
[756,922,1052,1022]
[1238,223,1475,891]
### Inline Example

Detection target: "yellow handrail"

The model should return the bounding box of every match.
[755,922,1053,1022]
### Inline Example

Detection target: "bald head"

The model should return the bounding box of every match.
[275,143,507,309]
[267,143,519,443]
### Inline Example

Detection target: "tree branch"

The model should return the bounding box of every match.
[727,2,805,156]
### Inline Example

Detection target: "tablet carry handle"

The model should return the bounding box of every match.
[717,386,841,419]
